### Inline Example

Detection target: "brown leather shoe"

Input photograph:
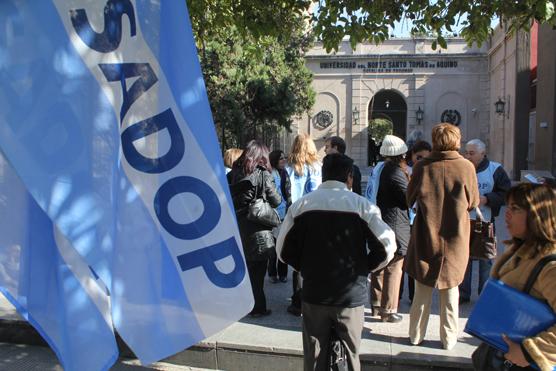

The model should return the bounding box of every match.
[249,309,272,318]
[381,313,403,323]
[287,305,302,317]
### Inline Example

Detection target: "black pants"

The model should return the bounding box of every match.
[268,249,288,279]
[291,271,303,308]
[247,259,268,313]
[399,272,415,302]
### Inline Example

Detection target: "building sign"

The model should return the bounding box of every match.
[319,59,459,73]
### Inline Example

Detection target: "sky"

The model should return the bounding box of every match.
[390,15,500,37]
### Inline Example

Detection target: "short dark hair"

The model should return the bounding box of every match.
[411,140,432,154]
[322,153,354,183]
[326,136,346,154]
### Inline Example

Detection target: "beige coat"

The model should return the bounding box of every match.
[492,243,556,371]
[405,151,480,289]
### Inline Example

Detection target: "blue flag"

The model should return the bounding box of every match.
[0,0,253,368]
[0,153,118,371]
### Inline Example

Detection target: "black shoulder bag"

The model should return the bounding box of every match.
[470,207,497,260]
[246,170,280,228]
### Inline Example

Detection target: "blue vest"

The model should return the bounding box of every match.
[287,163,322,204]
[469,161,501,222]
[365,161,384,205]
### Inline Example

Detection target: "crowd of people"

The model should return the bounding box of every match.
[224,123,556,371]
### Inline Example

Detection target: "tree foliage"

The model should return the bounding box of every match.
[188,0,556,53]
[369,118,393,143]
[199,25,315,149]
[186,0,556,148]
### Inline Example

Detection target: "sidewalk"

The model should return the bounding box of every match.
[0,263,490,371]
[0,342,214,371]
[166,271,482,371]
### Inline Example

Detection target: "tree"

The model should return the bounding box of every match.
[312,0,556,51]
[199,25,315,149]
[369,118,393,143]
[187,0,556,52]
[187,0,556,148]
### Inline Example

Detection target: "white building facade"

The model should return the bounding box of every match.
[288,38,490,175]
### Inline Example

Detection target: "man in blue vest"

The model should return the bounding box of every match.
[459,139,511,304]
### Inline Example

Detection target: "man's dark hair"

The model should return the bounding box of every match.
[327,136,346,154]
[410,140,432,154]
[322,153,354,183]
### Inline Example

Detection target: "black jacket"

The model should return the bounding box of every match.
[227,165,281,261]
[376,161,410,255]
[277,167,292,210]
[352,164,362,195]
[277,181,396,307]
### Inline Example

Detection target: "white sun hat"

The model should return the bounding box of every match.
[379,135,408,157]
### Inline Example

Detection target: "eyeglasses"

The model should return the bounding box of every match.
[279,156,287,160]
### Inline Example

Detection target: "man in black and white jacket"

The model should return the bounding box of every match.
[276,153,396,371]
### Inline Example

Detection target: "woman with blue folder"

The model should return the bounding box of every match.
[472,183,556,370]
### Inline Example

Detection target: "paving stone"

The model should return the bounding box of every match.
[0,342,211,371]
[217,349,303,371]
[0,267,489,370]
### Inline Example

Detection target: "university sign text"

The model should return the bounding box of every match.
[319,59,459,73]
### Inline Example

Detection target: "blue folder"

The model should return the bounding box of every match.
[465,278,556,368]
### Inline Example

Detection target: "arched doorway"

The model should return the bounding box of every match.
[369,90,407,139]
[368,113,393,166]
[368,90,407,166]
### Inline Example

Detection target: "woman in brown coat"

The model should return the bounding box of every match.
[405,123,480,350]
[472,183,556,370]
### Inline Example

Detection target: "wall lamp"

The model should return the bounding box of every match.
[416,106,424,125]
[353,106,360,125]
[494,97,505,116]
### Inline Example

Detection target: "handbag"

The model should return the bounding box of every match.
[244,230,275,261]
[327,327,349,371]
[472,342,532,370]
[466,254,556,370]
[247,171,281,228]
[470,207,497,260]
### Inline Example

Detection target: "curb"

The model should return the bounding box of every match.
[0,319,473,370]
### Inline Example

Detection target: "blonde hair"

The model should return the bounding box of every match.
[288,133,319,176]
[223,148,243,168]
[431,123,461,151]
[506,183,556,255]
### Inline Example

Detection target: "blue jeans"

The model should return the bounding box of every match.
[459,259,493,300]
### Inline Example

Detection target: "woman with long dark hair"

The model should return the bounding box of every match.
[227,140,282,317]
